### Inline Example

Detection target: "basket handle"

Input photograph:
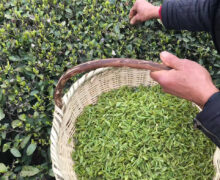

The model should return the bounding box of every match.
[54,58,171,108]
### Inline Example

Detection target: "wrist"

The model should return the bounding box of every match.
[200,86,219,108]
[152,6,160,19]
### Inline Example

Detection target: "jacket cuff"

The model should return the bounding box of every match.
[159,6,162,20]
[160,0,169,29]
[194,91,220,147]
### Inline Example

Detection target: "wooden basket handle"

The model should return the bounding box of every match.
[54,58,171,108]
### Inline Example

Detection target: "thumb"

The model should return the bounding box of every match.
[130,14,140,25]
[160,51,183,69]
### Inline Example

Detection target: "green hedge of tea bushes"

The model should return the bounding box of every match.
[0,0,219,179]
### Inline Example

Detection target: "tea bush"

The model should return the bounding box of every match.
[0,0,219,179]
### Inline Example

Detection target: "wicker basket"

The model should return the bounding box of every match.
[50,58,220,180]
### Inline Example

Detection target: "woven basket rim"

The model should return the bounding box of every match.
[62,67,112,111]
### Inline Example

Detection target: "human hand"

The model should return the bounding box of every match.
[129,0,160,25]
[150,51,219,108]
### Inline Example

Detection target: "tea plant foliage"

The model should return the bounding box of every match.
[0,0,219,179]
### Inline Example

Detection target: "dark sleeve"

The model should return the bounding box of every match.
[161,0,218,32]
[194,92,220,147]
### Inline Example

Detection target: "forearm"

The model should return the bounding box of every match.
[161,0,218,32]
[194,92,220,147]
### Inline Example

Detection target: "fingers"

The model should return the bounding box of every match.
[162,88,184,99]
[150,70,169,86]
[130,14,140,25]
[129,5,140,25]
[150,71,184,100]
[129,6,137,20]
[150,51,181,85]
[160,51,183,69]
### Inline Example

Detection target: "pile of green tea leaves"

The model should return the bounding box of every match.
[72,85,215,179]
